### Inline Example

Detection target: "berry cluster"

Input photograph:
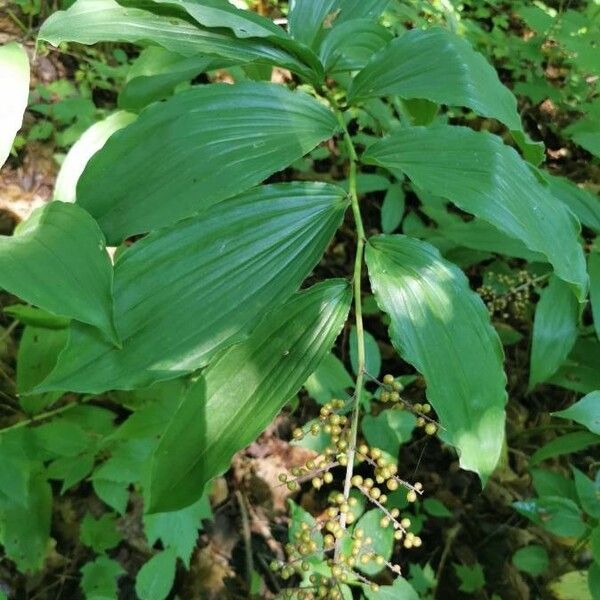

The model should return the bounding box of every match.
[377,374,437,436]
[477,270,535,320]
[271,376,432,598]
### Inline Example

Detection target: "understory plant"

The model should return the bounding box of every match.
[0,0,599,598]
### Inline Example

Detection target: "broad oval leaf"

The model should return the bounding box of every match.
[143,0,324,78]
[0,472,52,574]
[545,174,600,234]
[553,391,600,435]
[35,183,348,394]
[529,275,579,389]
[135,548,177,600]
[148,279,352,512]
[76,81,338,243]
[366,235,507,482]
[349,28,542,163]
[39,0,315,79]
[118,49,216,111]
[148,0,286,39]
[319,20,392,74]
[81,556,125,600]
[0,42,29,167]
[0,202,116,342]
[54,111,137,203]
[363,125,587,300]
[289,0,389,48]
[17,326,67,414]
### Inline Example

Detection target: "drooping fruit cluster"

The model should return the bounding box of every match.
[271,382,429,599]
[477,269,536,320]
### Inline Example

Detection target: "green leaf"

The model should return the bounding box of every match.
[319,20,392,74]
[423,498,452,518]
[366,235,507,483]
[572,467,600,519]
[591,527,600,564]
[0,42,29,167]
[364,126,587,300]
[381,184,405,233]
[47,453,96,492]
[80,512,121,553]
[454,563,485,593]
[288,500,324,560]
[0,472,52,573]
[0,202,117,342]
[144,495,211,567]
[54,111,136,203]
[0,448,30,509]
[531,468,576,501]
[147,0,287,39]
[512,545,549,576]
[362,409,416,457]
[304,352,353,404]
[39,0,316,80]
[590,563,600,600]
[408,562,436,594]
[288,0,389,49]
[93,438,155,483]
[111,396,174,441]
[92,479,130,515]
[545,174,600,234]
[363,576,419,600]
[349,28,542,162]
[76,82,337,243]
[80,556,124,600]
[135,549,177,600]
[531,432,599,466]
[553,392,600,435]
[36,183,347,394]
[148,280,351,512]
[118,48,214,110]
[356,509,394,576]
[4,305,70,329]
[529,276,580,389]
[549,339,600,394]
[550,571,593,600]
[350,327,381,379]
[590,251,600,340]
[16,326,67,414]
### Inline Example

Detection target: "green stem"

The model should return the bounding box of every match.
[0,396,92,434]
[332,104,367,557]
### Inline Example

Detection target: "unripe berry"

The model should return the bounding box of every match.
[425,422,437,435]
